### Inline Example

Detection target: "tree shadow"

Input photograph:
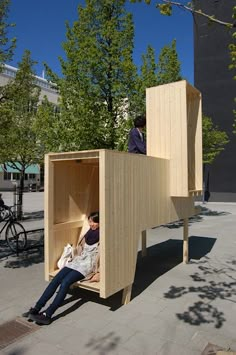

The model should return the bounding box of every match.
[3,248,44,268]
[0,240,14,260]
[163,205,230,229]
[50,296,122,354]
[85,332,121,355]
[199,205,230,217]
[22,210,44,220]
[1,229,44,267]
[164,259,236,328]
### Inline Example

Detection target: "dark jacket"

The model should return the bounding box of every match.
[128,128,146,155]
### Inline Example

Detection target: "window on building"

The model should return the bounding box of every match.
[3,171,11,180]
[13,173,20,180]
[25,174,28,180]
[29,174,36,179]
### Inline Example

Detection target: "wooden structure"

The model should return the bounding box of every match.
[44,80,202,303]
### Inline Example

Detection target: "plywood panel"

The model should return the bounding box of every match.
[147,80,202,197]
[100,150,170,298]
[53,161,96,223]
[99,150,196,298]
[44,155,54,280]
[187,86,202,193]
[170,81,188,196]
[53,228,82,269]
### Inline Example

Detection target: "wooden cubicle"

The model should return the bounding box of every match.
[44,80,202,303]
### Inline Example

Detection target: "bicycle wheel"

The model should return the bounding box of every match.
[6,221,27,252]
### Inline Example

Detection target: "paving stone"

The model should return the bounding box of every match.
[190,330,233,352]
[122,331,166,354]
[158,340,200,355]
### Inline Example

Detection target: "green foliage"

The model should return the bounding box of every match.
[202,115,229,164]
[157,3,172,16]
[130,1,236,137]
[133,40,182,114]
[0,50,42,170]
[132,45,158,114]
[157,39,182,85]
[34,96,60,153]
[45,0,137,151]
[0,0,16,68]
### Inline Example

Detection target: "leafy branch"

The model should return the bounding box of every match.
[130,1,235,28]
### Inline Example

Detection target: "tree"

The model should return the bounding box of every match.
[133,39,181,115]
[157,39,182,85]
[130,1,235,28]
[45,0,137,152]
[130,1,236,131]
[0,50,42,218]
[133,36,229,167]
[202,115,229,165]
[0,0,16,67]
[0,0,16,105]
[132,45,158,116]
[34,97,61,153]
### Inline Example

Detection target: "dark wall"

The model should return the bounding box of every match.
[194,0,236,197]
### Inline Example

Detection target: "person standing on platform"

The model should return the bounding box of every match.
[128,115,146,155]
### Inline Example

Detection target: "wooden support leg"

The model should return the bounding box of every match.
[183,218,189,264]
[141,230,147,257]
[122,284,132,305]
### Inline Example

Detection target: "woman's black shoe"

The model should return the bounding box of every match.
[22,307,39,318]
[30,312,52,325]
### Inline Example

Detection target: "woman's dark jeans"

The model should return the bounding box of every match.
[35,267,84,317]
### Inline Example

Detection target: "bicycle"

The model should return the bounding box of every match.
[0,206,27,252]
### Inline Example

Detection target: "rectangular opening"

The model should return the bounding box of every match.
[187,88,202,194]
[48,158,99,282]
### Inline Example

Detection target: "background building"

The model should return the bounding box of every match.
[194,0,236,201]
[0,163,40,191]
[0,64,58,104]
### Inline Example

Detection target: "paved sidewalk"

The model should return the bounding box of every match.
[0,197,236,354]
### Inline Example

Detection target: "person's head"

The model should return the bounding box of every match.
[134,115,146,130]
[88,211,99,230]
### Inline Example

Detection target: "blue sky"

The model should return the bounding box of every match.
[7,0,194,84]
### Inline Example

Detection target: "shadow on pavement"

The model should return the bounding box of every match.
[50,295,122,354]
[164,257,236,329]
[55,236,217,319]
[22,210,44,220]
[0,228,44,267]
[85,331,121,354]
[163,205,230,229]
[0,240,13,259]
[3,248,44,268]
[132,236,216,300]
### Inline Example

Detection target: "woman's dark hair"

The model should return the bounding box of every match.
[134,115,146,128]
[88,211,99,223]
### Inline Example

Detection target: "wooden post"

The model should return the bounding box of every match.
[122,284,132,305]
[183,218,189,264]
[141,230,147,257]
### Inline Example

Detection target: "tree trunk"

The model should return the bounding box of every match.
[16,171,25,220]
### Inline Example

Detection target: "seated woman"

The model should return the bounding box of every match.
[22,211,99,325]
